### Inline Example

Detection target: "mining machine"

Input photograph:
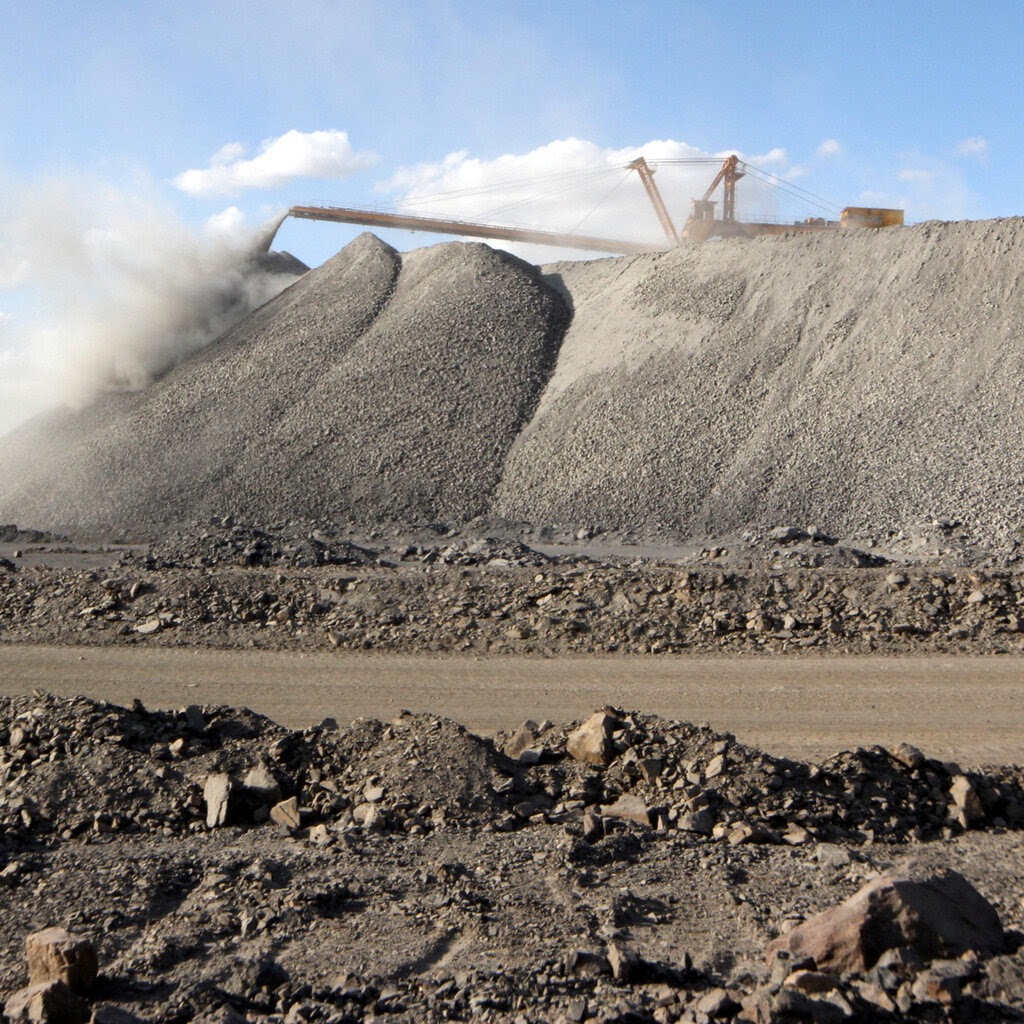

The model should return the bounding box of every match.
[286,153,903,254]
[682,154,903,242]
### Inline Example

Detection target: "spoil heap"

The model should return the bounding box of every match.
[0,235,566,529]
[2,696,1024,1023]
[2,217,1024,540]
[497,216,1024,537]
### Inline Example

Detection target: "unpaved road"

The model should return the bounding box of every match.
[2,646,1022,765]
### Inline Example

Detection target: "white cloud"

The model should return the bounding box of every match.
[817,138,843,158]
[747,147,788,168]
[378,137,818,262]
[899,168,932,184]
[174,129,377,197]
[954,136,988,159]
[890,148,979,221]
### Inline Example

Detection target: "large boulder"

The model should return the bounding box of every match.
[767,865,1006,974]
[566,711,619,766]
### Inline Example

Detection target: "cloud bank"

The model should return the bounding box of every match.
[174,129,377,197]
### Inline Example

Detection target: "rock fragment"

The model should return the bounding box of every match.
[203,773,232,828]
[4,982,88,1024]
[766,866,1006,974]
[243,765,282,806]
[270,797,301,832]
[949,774,985,827]
[566,711,618,766]
[26,928,98,995]
[606,940,641,983]
[600,794,649,826]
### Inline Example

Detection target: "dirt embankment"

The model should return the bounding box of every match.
[2,694,1024,1024]
[3,219,1024,542]
[3,538,1024,656]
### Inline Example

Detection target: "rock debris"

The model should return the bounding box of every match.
[2,695,1024,1021]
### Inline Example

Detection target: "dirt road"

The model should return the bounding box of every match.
[2,646,1022,764]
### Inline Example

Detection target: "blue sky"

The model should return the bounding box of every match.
[0,0,1021,430]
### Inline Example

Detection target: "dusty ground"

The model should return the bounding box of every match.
[3,694,1024,1024]
[4,526,1024,1023]
[1,646,1023,768]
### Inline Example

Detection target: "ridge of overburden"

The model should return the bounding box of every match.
[2,217,1024,539]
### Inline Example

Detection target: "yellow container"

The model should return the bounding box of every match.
[840,207,905,228]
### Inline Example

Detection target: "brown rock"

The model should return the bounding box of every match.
[242,765,282,805]
[5,981,88,1024]
[949,774,984,827]
[581,812,603,842]
[766,865,1006,974]
[678,809,714,835]
[26,928,98,996]
[911,958,979,1004]
[600,794,650,826]
[693,987,740,1018]
[891,742,925,770]
[784,969,841,993]
[503,721,538,759]
[607,940,641,982]
[270,796,301,831]
[566,711,619,766]
[564,950,610,978]
[727,822,777,845]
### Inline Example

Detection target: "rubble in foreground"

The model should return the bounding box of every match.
[2,695,1024,1023]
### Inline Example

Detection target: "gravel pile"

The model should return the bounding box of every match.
[2,695,1022,848]
[497,216,1024,539]
[0,234,567,529]
[5,551,1024,655]
[3,696,1024,1023]
[3,218,1024,541]
[142,519,377,569]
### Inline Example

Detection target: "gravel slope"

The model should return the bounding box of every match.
[0,234,566,528]
[497,217,1024,537]
[2,217,1024,538]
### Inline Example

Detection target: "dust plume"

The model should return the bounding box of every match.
[0,181,301,436]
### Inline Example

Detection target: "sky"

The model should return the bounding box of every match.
[0,0,1021,432]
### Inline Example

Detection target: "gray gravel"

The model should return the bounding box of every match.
[0,233,566,528]
[497,216,1024,538]
[3,217,1024,540]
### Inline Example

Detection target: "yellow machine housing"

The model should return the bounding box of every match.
[840,207,905,228]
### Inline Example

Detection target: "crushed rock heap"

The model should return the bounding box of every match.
[3,696,1024,1023]
[0,235,566,529]
[2,218,1024,540]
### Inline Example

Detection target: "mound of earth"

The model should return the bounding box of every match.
[3,696,1024,1023]
[3,218,1024,543]
[0,235,567,530]
[497,217,1024,539]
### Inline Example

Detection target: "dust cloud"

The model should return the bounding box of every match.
[0,181,299,437]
